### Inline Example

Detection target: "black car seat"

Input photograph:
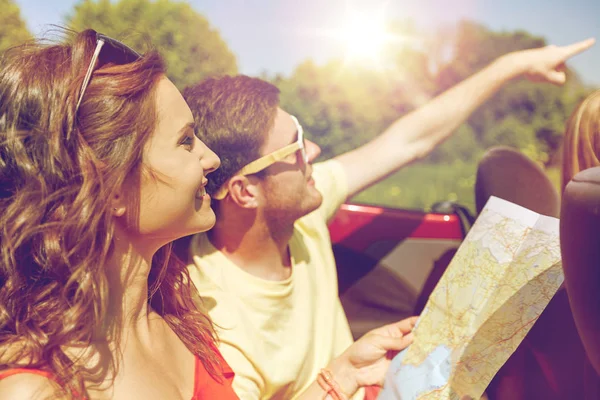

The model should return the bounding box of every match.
[475,147,588,399]
[561,166,600,398]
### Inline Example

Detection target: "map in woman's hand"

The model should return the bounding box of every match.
[378,196,564,400]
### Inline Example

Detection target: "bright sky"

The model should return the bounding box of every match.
[15,0,600,86]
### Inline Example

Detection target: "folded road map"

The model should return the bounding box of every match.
[379,196,564,400]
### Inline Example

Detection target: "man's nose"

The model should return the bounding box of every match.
[306,140,321,163]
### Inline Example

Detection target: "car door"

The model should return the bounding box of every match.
[328,202,466,338]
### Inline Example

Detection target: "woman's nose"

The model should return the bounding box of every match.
[201,142,220,174]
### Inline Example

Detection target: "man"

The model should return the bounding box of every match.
[183,39,593,399]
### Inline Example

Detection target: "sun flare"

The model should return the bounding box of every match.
[340,9,389,63]
[302,2,420,70]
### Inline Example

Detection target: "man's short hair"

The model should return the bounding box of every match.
[183,75,280,199]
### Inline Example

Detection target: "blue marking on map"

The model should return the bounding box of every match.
[378,345,452,400]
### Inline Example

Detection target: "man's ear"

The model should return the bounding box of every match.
[228,175,260,209]
[110,191,127,217]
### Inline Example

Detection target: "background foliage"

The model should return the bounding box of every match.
[67,0,237,89]
[275,20,591,212]
[4,1,594,213]
[0,0,32,53]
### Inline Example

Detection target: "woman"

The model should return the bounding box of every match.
[0,29,233,399]
[560,89,600,396]
[0,30,415,399]
[562,89,600,190]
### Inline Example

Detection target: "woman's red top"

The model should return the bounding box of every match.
[0,353,238,399]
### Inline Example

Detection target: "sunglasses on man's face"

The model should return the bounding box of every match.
[213,115,308,200]
[75,33,141,112]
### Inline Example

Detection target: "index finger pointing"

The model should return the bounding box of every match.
[562,38,596,58]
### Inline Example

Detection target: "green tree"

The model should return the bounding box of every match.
[429,21,589,166]
[275,20,592,211]
[0,0,32,53]
[434,20,547,91]
[67,0,237,89]
[470,80,588,164]
[275,48,436,162]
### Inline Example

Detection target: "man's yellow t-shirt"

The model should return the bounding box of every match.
[188,160,362,399]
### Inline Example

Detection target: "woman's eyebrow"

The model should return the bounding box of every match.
[177,121,196,136]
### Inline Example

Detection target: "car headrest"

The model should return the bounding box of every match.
[475,146,560,217]
[561,166,600,375]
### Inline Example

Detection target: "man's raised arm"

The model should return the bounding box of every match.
[335,38,595,198]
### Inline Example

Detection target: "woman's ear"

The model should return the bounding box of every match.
[228,175,260,209]
[110,191,127,217]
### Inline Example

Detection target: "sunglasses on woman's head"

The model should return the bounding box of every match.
[75,33,141,112]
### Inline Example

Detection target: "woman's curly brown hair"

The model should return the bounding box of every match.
[0,29,220,397]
